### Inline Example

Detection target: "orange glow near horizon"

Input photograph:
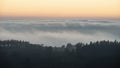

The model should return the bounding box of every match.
[0,0,120,18]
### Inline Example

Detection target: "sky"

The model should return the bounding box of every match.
[0,0,120,18]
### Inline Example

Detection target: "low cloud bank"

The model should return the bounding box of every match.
[0,18,119,46]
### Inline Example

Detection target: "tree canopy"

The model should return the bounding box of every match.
[0,40,120,68]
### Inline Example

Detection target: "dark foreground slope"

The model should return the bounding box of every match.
[0,40,120,68]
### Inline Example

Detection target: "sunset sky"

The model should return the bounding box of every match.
[0,0,120,18]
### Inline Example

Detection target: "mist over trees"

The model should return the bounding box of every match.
[0,40,120,68]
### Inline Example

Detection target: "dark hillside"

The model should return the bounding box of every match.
[0,40,120,68]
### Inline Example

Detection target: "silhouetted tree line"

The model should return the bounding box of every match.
[0,40,120,68]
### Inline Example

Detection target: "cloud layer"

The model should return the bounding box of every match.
[0,18,120,46]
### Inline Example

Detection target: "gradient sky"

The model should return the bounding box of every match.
[0,0,120,18]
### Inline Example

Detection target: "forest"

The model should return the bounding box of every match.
[0,40,120,68]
